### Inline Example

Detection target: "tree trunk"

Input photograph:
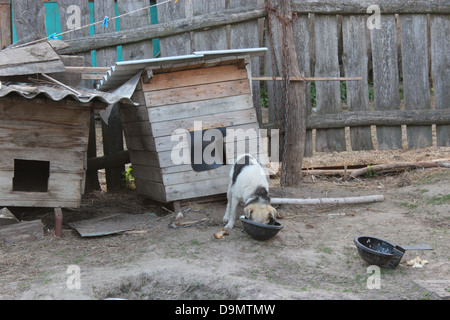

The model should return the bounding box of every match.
[267,0,307,186]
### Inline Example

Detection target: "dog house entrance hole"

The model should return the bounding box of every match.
[189,127,227,172]
[13,159,50,192]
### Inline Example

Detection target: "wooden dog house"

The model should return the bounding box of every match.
[0,83,135,208]
[98,48,268,205]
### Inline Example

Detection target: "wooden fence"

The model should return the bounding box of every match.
[2,0,449,190]
[157,0,450,155]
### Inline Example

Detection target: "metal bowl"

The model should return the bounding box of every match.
[354,236,405,269]
[240,217,284,241]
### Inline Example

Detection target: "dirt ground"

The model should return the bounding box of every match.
[0,146,449,300]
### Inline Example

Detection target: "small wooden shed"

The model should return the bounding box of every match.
[0,82,135,208]
[98,48,268,205]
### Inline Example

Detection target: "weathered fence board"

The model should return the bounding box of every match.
[401,14,432,149]
[431,14,450,147]
[94,0,117,68]
[117,0,153,61]
[342,15,373,151]
[370,15,402,150]
[58,0,91,88]
[229,0,262,123]
[314,15,345,152]
[192,0,227,51]
[11,0,46,41]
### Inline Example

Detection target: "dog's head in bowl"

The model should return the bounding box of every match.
[244,203,278,225]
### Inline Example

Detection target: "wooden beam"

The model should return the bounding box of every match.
[65,66,111,73]
[291,0,450,15]
[252,76,362,81]
[87,150,130,171]
[81,74,106,80]
[57,7,267,54]
[306,109,450,129]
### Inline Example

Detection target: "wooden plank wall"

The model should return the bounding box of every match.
[0,98,90,208]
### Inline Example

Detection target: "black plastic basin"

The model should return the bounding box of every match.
[354,236,405,269]
[240,217,284,241]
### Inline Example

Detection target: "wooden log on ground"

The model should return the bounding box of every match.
[271,195,385,206]
[350,160,450,178]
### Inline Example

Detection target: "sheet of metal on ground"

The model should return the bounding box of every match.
[68,213,157,237]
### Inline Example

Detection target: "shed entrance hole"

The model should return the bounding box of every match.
[13,159,50,192]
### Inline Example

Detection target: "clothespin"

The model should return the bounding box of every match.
[102,16,109,29]
[174,0,179,4]
[48,33,57,40]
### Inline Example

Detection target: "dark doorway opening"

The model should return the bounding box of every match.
[13,159,50,192]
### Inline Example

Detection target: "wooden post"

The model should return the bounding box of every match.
[85,110,101,192]
[0,0,12,50]
[54,207,63,237]
[101,104,125,191]
[267,0,307,186]
[95,1,123,191]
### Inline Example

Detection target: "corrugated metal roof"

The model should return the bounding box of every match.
[97,48,267,91]
[0,82,137,106]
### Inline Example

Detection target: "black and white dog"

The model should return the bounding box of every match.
[223,154,278,230]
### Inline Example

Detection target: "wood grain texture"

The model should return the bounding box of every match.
[431,15,450,147]
[117,0,153,60]
[342,15,373,151]
[401,14,432,148]
[144,79,251,107]
[370,14,402,150]
[314,15,346,152]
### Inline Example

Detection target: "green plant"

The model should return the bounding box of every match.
[364,165,379,178]
[123,166,135,190]
[260,84,269,108]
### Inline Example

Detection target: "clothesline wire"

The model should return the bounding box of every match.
[9,0,177,49]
